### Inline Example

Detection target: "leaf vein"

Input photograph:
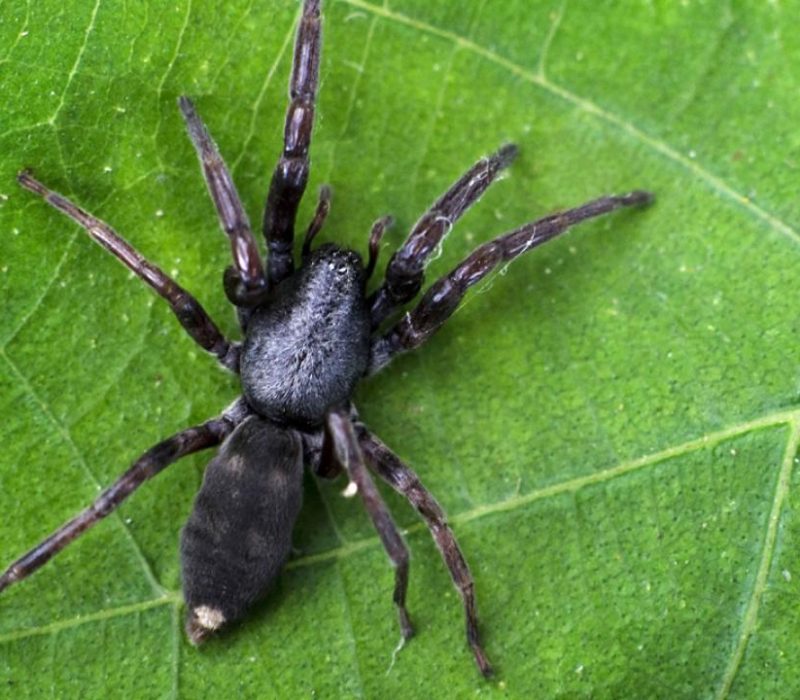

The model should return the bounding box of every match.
[289,407,800,569]
[46,0,102,128]
[232,4,297,173]
[536,0,566,80]
[2,409,796,645]
[170,603,182,700]
[0,594,177,644]
[340,0,800,247]
[335,8,380,141]
[0,0,32,66]
[152,0,193,173]
[0,348,165,597]
[335,559,367,699]
[714,415,800,699]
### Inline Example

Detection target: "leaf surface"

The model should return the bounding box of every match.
[1,1,798,697]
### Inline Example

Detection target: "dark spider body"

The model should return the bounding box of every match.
[181,415,304,644]
[182,244,371,642]
[3,0,652,678]
[240,244,370,428]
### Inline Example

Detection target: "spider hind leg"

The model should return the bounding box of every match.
[0,404,247,594]
[326,408,414,640]
[357,423,494,677]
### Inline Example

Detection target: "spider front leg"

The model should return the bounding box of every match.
[369,190,653,372]
[179,96,267,307]
[263,0,322,285]
[0,399,250,593]
[326,408,414,640]
[369,143,518,327]
[356,423,493,677]
[17,172,241,372]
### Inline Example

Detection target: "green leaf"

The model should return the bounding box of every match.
[1,1,798,697]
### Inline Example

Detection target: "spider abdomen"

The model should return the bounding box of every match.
[180,415,303,643]
[240,244,370,427]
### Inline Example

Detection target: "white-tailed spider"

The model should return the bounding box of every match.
[3,0,652,676]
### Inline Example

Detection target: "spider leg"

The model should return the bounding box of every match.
[355,423,493,677]
[368,190,653,373]
[263,0,322,285]
[17,171,241,373]
[179,97,267,306]
[0,398,250,594]
[368,143,518,328]
[326,408,414,640]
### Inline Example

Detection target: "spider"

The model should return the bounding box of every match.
[2,0,651,677]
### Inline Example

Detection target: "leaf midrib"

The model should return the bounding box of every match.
[341,0,800,247]
[2,404,796,649]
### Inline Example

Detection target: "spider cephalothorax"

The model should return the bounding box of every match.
[2,0,651,677]
[241,243,371,428]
